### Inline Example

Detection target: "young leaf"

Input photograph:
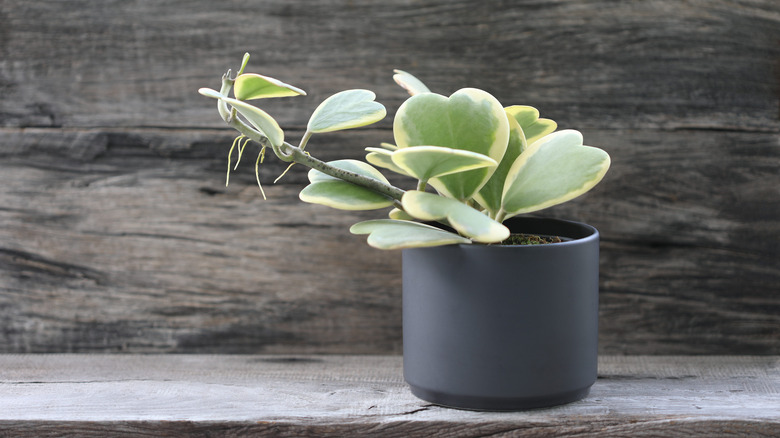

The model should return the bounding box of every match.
[199,87,226,100]
[234,73,306,100]
[350,219,471,250]
[390,146,497,182]
[392,69,431,96]
[307,89,387,133]
[393,88,510,201]
[198,88,284,147]
[505,105,557,146]
[500,130,611,217]
[402,191,509,243]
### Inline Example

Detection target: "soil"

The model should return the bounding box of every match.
[499,233,563,246]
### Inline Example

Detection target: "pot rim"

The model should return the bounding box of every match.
[467,216,598,249]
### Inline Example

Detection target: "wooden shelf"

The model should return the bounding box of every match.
[0,355,777,436]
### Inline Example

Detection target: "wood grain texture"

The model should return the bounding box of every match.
[2,127,777,354]
[1,0,778,131]
[1,0,779,354]
[0,355,777,437]
[0,127,405,354]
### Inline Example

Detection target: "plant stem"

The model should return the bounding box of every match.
[217,80,406,202]
[215,65,406,203]
[288,146,405,201]
[217,72,234,121]
[298,130,314,151]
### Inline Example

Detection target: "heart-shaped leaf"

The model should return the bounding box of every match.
[199,88,284,147]
[307,89,386,133]
[393,88,510,201]
[402,191,509,243]
[300,160,394,211]
[474,114,523,215]
[350,219,471,250]
[390,146,497,182]
[505,105,557,146]
[392,69,431,96]
[501,130,611,217]
[475,107,558,215]
[234,73,306,100]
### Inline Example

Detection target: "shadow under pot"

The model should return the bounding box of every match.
[402,216,600,411]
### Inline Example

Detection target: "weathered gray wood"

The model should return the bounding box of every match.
[0,355,777,437]
[2,127,777,354]
[1,0,779,354]
[1,0,778,131]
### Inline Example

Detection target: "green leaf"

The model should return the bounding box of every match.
[234,73,306,100]
[501,130,611,217]
[238,53,251,75]
[350,219,471,250]
[365,147,409,176]
[307,89,387,133]
[198,88,284,147]
[402,191,509,243]
[505,105,557,146]
[475,106,558,215]
[299,180,394,210]
[390,146,497,182]
[300,159,394,211]
[474,112,525,215]
[393,88,510,201]
[392,69,431,96]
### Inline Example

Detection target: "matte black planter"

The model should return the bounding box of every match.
[402,217,599,411]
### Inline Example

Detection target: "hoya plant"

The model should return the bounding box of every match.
[199,54,610,249]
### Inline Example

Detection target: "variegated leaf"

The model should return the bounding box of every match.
[392,69,431,96]
[350,219,470,250]
[307,89,386,133]
[234,73,306,100]
[300,160,394,211]
[476,106,558,215]
[402,191,509,243]
[474,114,525,216]
[299,181,393,210]
[391,146,497,182]
[393,88,510,201]
[365,147,409,176]
[501,130,611,217]
[505,105,557,146]
[198,88,284,147]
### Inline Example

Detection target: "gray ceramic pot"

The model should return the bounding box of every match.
[402,217,599,411]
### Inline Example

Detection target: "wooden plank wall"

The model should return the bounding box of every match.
[1,0,778,354]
